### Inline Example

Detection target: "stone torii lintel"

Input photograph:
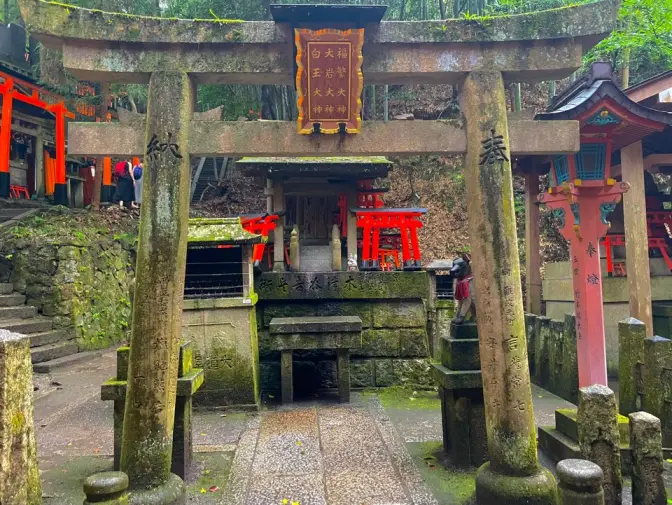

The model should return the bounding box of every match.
[68,118,580,157]
[18,0,618,85]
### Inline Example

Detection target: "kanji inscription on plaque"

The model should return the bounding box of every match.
[295,28,364,134]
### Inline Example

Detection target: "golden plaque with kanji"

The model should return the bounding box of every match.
[295,28,364,135]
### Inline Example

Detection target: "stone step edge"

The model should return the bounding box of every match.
[0,283,13,294]
[29,329,75,348]
[33,349,104,374]
[555,408,630,443]
[31,341,78,364]
[0,317,54,333]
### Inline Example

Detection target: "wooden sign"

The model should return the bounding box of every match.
[295,28,364,135]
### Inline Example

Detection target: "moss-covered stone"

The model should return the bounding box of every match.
[1,212,137,352]
[371,301,426,329]
[121,71,193,490]
[475,463,557,505]
[0,330,42,505]
[260,301,374,328]
[351,359,374,387]
[256,271,429,300]
[18,0,617,46]
[577,384,622,505]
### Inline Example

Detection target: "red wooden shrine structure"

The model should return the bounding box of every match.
[0,72,74,203]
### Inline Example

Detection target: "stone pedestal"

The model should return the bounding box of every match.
[102,342,204,479]
[181,298,260,408]
[556,459,605,505]
[0,330,41,505]
[629,412,666,505]
[461,70,556,503]
[577,385,622,505]
[432,322,487,468]
[121,71,193,496]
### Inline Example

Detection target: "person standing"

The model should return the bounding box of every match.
[113,160,136,209]
[133,161,143,207]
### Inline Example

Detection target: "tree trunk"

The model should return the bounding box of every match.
[438,0,446,19]
[91,82,109,212]
[621,47,631,88]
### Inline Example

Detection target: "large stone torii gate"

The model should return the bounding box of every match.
[18,0,618,503]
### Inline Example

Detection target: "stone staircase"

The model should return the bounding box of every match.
[300,244,332,272]
[0,281,78,371]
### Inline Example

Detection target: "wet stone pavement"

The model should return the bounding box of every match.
[33,351,670,504]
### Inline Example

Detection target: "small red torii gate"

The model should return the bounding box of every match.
[351,207,427,271]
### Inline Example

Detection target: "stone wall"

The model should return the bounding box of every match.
[256,271,432,393]
[525,313,579,405]
[1,229,136,351]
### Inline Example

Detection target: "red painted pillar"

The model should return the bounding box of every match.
[539,182,629,387]
[361,214,371,269]
[569,200,609,387]
[53,102,68,205]
[0,84,14,198]
[371,227,381,270]
[102,157,113,202]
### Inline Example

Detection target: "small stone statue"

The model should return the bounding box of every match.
[451,253,476,325]
[347,253,358,271]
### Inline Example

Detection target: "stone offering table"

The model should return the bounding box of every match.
[269,316,362,403]
[101,341,204,479]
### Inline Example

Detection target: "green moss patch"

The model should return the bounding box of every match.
[407,441,476,505]
[362,386,441,411]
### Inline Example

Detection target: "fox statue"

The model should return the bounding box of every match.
[451,253,476,325]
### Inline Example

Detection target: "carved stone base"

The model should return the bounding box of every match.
[127,473,185,505]
[476,463,557,505]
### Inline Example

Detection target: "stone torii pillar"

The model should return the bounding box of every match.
[119,71,194,503]
[462,71,556,504]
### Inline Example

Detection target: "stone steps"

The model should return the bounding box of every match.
[0,293,27,307]
[31,341,79,365]
[0,317,54,334]
[29,329,74,348]
[33,349,102,374]
[0,304,36,319]
[0,282,80,372]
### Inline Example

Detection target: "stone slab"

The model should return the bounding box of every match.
[555,408,630,444]
[440,337,480,371]
[22,0,618,85]
[267,332,362,351]
[256,271,429,301]
[431,364,482,390]
[69,119,580,158]
[22,0,616,46]
[269,316,363,334]
[261,302,374,329]
[252,409,321,475]
[371,301,426,329]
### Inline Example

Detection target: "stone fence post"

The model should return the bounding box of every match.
[577,385,622,505]
[642,335,672,447]
[556,459,604,505]
[0,329,41,505]
[629,412,666,505]
[618,317,646,415]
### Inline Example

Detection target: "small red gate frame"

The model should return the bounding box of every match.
[602,235,672,275]
[350,208,427,271]
[240,213,285,267]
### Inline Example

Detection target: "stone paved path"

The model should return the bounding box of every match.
[32,350,670,505]
[222,396,438,505]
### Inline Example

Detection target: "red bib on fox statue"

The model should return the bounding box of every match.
[451,253,476,325]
